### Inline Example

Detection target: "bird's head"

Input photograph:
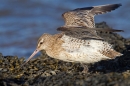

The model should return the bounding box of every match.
[21,33,51,67]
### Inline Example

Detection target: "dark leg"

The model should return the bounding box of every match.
[81,63,88,73]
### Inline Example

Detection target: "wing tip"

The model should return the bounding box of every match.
[113,3,122,8]
[116,3,122,7]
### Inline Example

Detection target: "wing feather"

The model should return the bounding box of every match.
[62,4,121,28]
[57,26,123,40]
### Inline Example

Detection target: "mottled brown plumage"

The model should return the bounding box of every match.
[62,4,121,28]
[21,4,123,69]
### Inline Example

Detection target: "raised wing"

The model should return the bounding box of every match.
[62,4,121,28]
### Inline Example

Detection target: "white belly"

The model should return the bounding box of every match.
[57,35,112,63]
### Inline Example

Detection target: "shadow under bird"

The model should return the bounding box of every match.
[21,4,123,71]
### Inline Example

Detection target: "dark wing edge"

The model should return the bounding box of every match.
[72,4,121,12]
[57,26,123,40]
[91,4,122,15]
[57,26,124,32]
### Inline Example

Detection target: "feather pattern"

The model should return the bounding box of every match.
[62,4,121,28]
[58,34,122,63]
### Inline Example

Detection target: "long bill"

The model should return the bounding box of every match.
[20,49,40,67]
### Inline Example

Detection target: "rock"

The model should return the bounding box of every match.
[0,22,130,86]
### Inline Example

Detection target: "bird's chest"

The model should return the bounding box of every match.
[56,35,108,63]
[61,35,100,53]
[58,44,104,63]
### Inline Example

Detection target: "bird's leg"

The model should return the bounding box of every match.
[81,63,88,73]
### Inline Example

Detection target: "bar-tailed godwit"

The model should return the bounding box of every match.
[22,4,123,71]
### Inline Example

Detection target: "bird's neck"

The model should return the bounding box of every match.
[45,33,64,58]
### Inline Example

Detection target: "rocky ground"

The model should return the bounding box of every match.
[0,22,130,86]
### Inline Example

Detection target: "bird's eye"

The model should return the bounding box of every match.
[40,42,43,44]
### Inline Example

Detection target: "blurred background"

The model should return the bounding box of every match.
[0,0,129,58]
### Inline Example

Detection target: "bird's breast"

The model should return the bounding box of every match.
[53,35,111,63]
